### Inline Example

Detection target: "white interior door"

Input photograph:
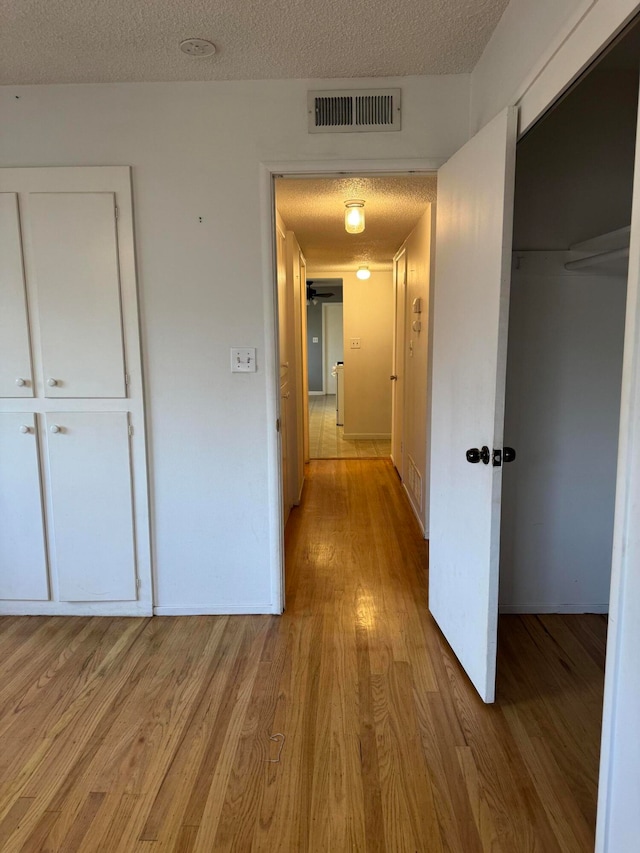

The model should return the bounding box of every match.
[46,411,137,602]
[0,194,34,398]
[0,413,49,600]
[323,303,344,395]
[28,192,127,398]
[391,250,406,476]
[429,106,518,703]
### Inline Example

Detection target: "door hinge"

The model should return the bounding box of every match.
[125,372,130,386]
[136,577,141,589]
[128,424,134,436]
[276,418,281,433]
[114,205,119,220]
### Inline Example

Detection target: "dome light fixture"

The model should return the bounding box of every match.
[356,265,371,280]
[344,199,365,234]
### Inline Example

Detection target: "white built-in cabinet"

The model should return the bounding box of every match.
[0,168,152,616]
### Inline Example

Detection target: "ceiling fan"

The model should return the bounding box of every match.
[307,282,335,303]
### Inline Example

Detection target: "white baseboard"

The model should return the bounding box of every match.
[0,602,151,617]
[342,433,391,440]
[308,390,325,396]
[402,483,426,537]
[499,603,609,614]
[153,604,278,616]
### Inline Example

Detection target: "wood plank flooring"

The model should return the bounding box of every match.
[0,459,606,851]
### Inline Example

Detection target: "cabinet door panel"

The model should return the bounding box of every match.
[0,194,34,398]
[0,414,49,599]
[46,412,137,601]
[29,193,126,398]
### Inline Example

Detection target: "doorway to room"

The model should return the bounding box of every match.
[273,173,437,500]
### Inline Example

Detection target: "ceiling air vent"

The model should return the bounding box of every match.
[308,88,401,134]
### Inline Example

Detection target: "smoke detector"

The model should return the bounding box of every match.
[179,38,217,57]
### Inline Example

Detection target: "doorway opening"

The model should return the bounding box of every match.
[496,13,640,840]
[272,173,437,539]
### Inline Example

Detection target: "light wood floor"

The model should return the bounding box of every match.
[0,460,605,851]
[308,395,391,458]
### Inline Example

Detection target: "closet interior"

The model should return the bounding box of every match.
[500,26,640,615]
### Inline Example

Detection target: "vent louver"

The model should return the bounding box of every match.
[308,89,401,133]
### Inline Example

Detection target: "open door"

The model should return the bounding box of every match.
[429,107,518,703]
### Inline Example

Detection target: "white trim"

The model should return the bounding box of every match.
[154,604,277,616]
[265,158,446,177]
[0,601,151,617]
[342,432,391,440]
[260,158,442,619]
[499,604,609,615]
[259,164,285,615]
[596,70,640,853]
[402,482,426,537]
[308,390,325,396]
[321,302,328,394]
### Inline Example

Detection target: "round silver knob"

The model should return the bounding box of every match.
[15,378,26,387]
[50,424,61,434]
[19,425,30,434]
[47,378,58,387]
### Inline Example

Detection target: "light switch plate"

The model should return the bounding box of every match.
[231,347,257,372]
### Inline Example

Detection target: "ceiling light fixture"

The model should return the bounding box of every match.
[179,38,217,57]
[356,265,371,280]
[344,199,365,234]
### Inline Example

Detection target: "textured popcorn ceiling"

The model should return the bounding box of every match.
[276,175,437,271]
[0,0,509,84]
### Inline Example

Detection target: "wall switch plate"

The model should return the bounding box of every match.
[350,338,361,349]
[312,336,319,343]
[231,347,257,372]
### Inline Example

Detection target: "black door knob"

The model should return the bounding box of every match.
[466,446,490,464]
[503,447,516,463]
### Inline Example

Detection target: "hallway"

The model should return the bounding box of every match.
[308,395,391,459]
[0,460,605,851]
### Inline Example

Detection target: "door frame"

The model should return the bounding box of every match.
[260,159,444,615]
[322,301,343,397]
[391,247,407,478]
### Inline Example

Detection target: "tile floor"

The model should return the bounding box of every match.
[308,394,391,459]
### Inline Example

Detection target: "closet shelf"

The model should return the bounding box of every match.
[565,225,630,272]
[565,246,629,271]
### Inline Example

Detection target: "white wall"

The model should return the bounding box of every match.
[500,254,627,611]
[471,0,640,134]
[470,0,591,132]
[311,267,394,438]
[397,206,435,531]
[0,75,470,612]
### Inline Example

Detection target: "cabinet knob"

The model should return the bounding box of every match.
[19,424,31,434]
[50,424,61,434]
[47,378,58,387]
[15,377,26,387]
